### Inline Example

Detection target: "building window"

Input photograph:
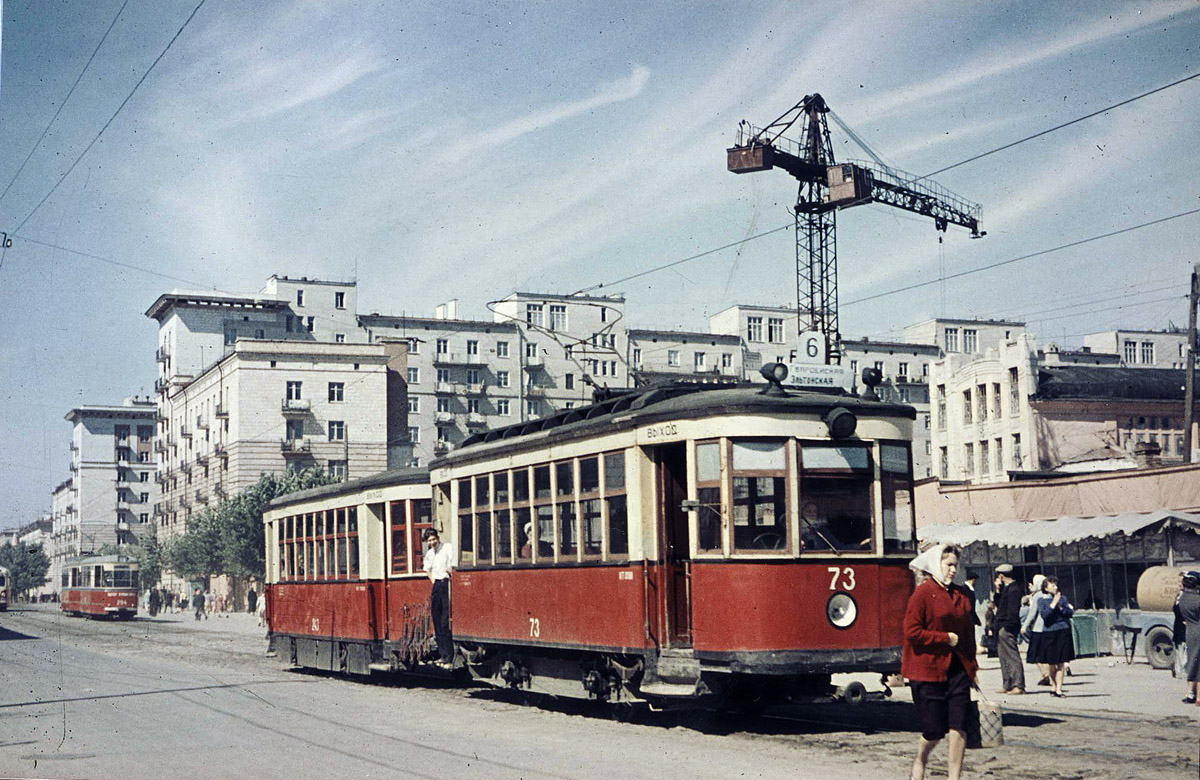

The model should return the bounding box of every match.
[286,316,294,332]
[694,352,706,371]
[287,381,303,400]
[139,513,149,524]
[497,341,509,358]
[992,382,1002,418]
[747,316,763,343]
[940,447,948,479]
[436,368,450,384]
[945,327,959,353]
[1012,433,1022,468]
[296,290,304,306]
[407,338,419,354]
[963,389,972,424]
[977,384,987,422]
[286,419,304,440]
[633,348,642,367]
[850,359,858,375]
[328,460,347,481]
[497,399,510,416]
[407,367,419,384]
[334,291,345,309]
[722,353,732,370]
[526,400,538,417]
[767,318,784,344]
[1141,342,1155,365]
[549,305,567,331]
[564,374,574,390]
[964,443,975,476]
[328,421,345,441]
[408,397,419,413]
[667,350,680,367]
[140,471,149,482]
[437,338,448,355]
[497,370,510,388]
[328,382,344,402]
[1124,340,1137,363]
[963,328,978,353]
[995,438,1004,473]
[335,333,345,343]
[873,360,884,375]
[466,369,480,385]
[898,361,908,379]
[526,303,544,327]
[437,397,450,413]
[1009,367,1020,415]
[466,340,479,357]
[980,440,990,473]
[922,363,929,378]
[467,399,480,414]
[306,316,314,332]
[525,342,538,359]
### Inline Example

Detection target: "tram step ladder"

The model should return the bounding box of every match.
[654,648,701,685]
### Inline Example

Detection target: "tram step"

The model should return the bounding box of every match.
[639,681,700,698]
[654,652,701,684]
[368,662,391,672]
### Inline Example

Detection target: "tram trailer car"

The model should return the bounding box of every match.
[0,566,10,610]
[60,556,139,619]
[264,376,919,705]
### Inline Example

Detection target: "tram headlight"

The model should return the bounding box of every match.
[826,592,858,629]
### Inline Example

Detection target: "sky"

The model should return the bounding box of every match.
[1,0,1198,529]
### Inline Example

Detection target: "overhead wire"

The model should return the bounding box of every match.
[0,0,131,207]
[7,0,208,236]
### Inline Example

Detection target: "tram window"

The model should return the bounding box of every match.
[337,508,347,535]
[534,466,551,501]
[607,495,629,556]
[339,533,349,578]
[408,499,433,569]
[580,457,599,494]
[113,568,133,588]
[558,501,577,557]
[95,566,106,587]
[459,513,474,563]
[477,511,493,562]
[555,461,574,498]
[604,451,625,492]
[731,440,788,552]
[880,444,916,553]
[799,444,873,552]
[582,499,603,556]
[390,500,408,574]
[696,441,723,553]
[494,472,509,504]
[515,507,532,560]
[476,475,490,507]
[535,505,554,558]
[458,479,472,510]
[496,508,512,560]
[349,535,359,578]
[513,468,530,503]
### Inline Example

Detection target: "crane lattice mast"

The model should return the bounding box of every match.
[729,93,984,366]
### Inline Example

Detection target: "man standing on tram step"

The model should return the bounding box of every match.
[422,528,456,668]
[994,564,1026,694]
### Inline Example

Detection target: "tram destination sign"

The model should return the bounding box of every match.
[783,362,852,390]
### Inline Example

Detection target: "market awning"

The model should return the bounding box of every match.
[917,510,1200,548]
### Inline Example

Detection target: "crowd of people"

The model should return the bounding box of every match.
[143,585,263,623]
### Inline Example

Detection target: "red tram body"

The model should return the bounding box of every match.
[0,566,10,611]
[60,556,139,619]
[264,381,918,703]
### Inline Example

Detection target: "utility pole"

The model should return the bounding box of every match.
[1184,264,1199,463]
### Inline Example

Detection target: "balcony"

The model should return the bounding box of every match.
[434,382,456,395]
[155,346,170,363]
[281,438,311,455]
[116,520,130,532]
[69,461,78,473]
[195,489,208,505]
[282,399,311,415]
[154,439,167,453]
[434,412,455,425]
[214,483,228,499]
[463,383,486,396]
[195,452,209,466]
[195,415,209,430]
[179,461,192,474]
[179,425,192,438]
[215,403,228,418]
[526,385,547,397]
[69,442,78,452]
[433,441,450,456]
[524,354,544,368]
[214,443,227,457]
[434,351,487,367]
[466,412,487,428]
[154,376,168,393]
[179,495,191,508]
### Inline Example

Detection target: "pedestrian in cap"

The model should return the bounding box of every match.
[993,564,1025,695]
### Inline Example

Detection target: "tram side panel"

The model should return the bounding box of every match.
[452,565,651,652]
[269,581,384,673]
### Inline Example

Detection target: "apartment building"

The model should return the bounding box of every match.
[627,329,743,383]
[1082,328,1190,369]
[904,318,1026,356]
[48,400,159,589]
[151,340,400,538]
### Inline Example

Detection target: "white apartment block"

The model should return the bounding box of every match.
[152,340,398,537]
[627,329,743,382]
[1082,328,1190,369]
[904,318,1026,357]
[46,400,159,591]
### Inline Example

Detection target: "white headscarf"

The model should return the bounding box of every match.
[1031,573,1045,593]
[910,543,954,588]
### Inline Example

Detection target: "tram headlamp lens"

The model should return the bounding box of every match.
[760,362,788,383]
[826,592,858,629]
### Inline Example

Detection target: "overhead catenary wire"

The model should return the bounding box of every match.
[13,234,209,287]
[841,207,1200,308]
[6,0,208,236]
[0,0,131,208]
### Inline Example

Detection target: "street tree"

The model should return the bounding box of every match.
[0,542,51,599]
[219,468,337,579]
[166,509,224,583]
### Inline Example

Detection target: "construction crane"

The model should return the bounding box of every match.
[728,93,984,365]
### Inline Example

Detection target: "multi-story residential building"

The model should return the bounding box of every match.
[903,318,1026,356]
[627,329,743,384]
[150,339,402,538]
[1082,328,1190,369]
[709,304,797,375]
[53,399,159,568]
[360,306,522,466]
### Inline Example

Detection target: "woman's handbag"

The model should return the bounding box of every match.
[966,687,1004,749]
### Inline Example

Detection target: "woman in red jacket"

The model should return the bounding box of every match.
[903,544,977,780]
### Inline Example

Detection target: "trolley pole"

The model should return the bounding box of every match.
[1184,264,1199,463]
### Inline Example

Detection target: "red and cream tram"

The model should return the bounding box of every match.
[61,556,139,619]
[264,373,918,704]
[0,566,10,611]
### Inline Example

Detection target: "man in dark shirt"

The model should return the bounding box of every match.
[994,564,1025,694]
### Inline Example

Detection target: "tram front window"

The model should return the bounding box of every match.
[799,445,873,552]
[731,440,788,551]
[112,568,134,588]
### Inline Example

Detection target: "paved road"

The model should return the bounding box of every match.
[1,605,1196,779]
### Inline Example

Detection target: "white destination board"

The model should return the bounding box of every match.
[783,362,852,389]
[795,331,827,364]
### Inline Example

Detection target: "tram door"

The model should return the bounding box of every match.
[653,442,692,647]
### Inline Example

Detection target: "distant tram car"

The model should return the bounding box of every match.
[264,374,918,705]
[0,566,10,611]
[61,556,139,619]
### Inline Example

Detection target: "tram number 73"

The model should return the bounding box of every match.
[828,567,856,591]
[529,617,541,638]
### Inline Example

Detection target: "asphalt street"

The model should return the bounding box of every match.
[0,604,1196,779]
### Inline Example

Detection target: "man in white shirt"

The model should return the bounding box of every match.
[422,528,456,668]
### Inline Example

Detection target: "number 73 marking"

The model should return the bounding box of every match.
[828,566,856,591]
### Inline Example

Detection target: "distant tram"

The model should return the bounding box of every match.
[0,566,10,611]
[264,371,918,705]
[61,556,139,619]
